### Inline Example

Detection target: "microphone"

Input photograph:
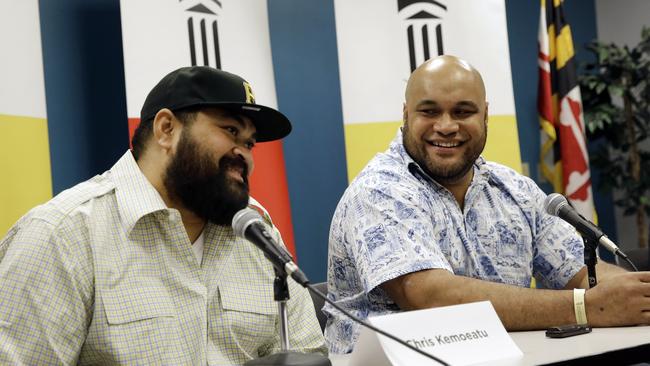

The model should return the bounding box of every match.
[232,207,310,286]
[544,193,627,259]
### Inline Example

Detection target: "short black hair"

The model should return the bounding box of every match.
[130,107,201,160]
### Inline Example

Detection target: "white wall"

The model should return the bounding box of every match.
[595,0,650,249]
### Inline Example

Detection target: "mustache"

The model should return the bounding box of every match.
[219,155,249,184]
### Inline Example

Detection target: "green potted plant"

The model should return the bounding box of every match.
[579,27,650,251]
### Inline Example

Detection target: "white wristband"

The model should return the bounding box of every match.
[573,288,588,325]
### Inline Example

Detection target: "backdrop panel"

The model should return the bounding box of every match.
[120,0,297,254]
[0,1,51,235]
[334,0,522,180]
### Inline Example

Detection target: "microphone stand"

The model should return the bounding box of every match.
[244,268,331,366]
[583,237,598,288]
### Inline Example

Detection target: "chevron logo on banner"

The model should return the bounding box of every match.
[181,0,222,68]
[397,0,447,72]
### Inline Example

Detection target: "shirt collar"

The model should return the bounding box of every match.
[110,150,169,234]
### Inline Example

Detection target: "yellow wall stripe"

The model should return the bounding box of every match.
[0,114,52,235]
[343,115,522,182]
[344,121,402,182]
[483,115,523,173]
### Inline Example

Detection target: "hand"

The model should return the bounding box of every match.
[585,271,650,326]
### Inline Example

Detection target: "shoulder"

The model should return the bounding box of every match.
[2,173,116,251]
[484,161,532,185]
[483,161,542,196]
[348,152,423,202]
[356,149,411,185]
[0,178,111,293]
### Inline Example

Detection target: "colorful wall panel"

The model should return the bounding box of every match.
[334,0,522,181]
[0,1,51,235]
[119,0,297,254]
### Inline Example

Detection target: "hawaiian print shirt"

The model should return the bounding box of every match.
[324,129,584,354]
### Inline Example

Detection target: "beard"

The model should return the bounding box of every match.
[402,122,487,185]
[163,129,249,225]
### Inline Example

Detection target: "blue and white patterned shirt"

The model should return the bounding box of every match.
[324,129,584,354]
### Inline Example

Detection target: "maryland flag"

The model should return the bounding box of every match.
[537,0,595,220]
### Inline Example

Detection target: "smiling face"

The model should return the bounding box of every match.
[163,107,257,225]
[402,56,488,187]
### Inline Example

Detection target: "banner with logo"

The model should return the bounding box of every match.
[0,1,52,235]
[334,0,522,181]
[120,0,296,254]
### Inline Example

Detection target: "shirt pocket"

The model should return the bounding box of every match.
[218,284,277,354]
[103,285,176,325]
[96,285,180,362]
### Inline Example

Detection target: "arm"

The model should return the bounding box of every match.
[567,261,650,327]
[382,268,576,330]
[564,261,627,289]
[383,263,650,330]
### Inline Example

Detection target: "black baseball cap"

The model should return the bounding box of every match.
[140,66,291,142]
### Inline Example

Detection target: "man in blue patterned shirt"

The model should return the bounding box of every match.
[325,55,650,354]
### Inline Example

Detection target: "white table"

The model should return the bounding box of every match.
[330,325,650,365]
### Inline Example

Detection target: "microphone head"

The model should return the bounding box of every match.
[232,207,263,238]
[544,193,569,216]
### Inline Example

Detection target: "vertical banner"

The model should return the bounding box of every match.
[334,0,522,181]
[119,0,296,255]
[0,1,52,235]
[538,0,595,221]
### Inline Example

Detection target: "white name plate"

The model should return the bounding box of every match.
[350,301,523,366]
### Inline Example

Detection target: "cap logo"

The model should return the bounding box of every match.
[243,81,256,104]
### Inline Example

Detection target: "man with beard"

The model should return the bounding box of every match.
[324,55,650,354]
[0,67,326,364]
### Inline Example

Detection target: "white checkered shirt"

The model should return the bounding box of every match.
[0,151,326,365]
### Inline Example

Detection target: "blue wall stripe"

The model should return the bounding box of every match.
[39,0,129,194]
[268,0,348,283]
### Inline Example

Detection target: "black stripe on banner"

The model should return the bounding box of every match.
[407,25,416,72]
[436,24,443,55]
[422,24,430,61]
[200,19,209,66]
[212,21,221,69]
[188,18,196,66]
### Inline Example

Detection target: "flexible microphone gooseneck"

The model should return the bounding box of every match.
[544,193,638,271]
[232,207,450,366]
